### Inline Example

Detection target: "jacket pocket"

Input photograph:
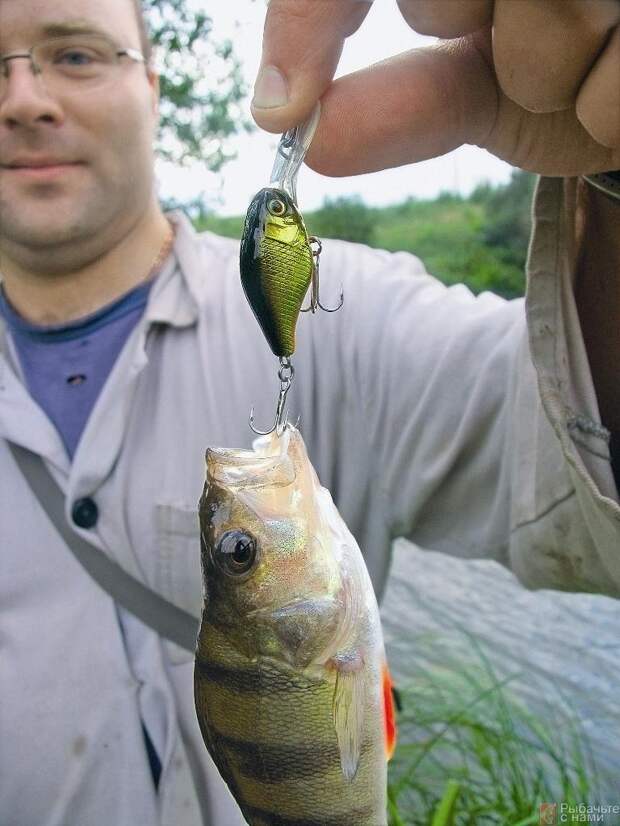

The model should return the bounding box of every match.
[155,503,202,664]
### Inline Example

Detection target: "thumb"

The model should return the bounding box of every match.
[304,34,497,177]
[251,0,373,133]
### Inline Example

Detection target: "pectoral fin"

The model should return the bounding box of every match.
[331,652,365,781]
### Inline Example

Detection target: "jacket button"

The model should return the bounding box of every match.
[72,497,99,529]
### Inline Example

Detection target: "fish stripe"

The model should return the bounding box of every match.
[240,803,380,826]
[210,730,344,782]
[195,655,314,694]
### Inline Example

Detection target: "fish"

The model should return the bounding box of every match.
[194,425,396,826]
[239,187,314,358]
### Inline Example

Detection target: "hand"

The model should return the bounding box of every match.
[251,0,620,178]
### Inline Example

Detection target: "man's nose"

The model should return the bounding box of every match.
[0,58,63,127]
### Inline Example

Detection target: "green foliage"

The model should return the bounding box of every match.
[195,171,536,299]
[473,169,536,266]
[196,212,245,238]
[306,196,377,245]
[431,780,461,826]
[371,171,535,298]
[145,0,250,169]
[387,630,600,825]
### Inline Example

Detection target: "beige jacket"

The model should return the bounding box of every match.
[1,177,618,825]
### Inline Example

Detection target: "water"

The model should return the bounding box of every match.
[381,540,620,799]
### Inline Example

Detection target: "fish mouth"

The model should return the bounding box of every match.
[206,426,297,489]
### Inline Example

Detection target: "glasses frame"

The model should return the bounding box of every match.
[0,35,145,86]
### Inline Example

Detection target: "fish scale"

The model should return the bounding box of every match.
[195,624,383,825]
[255,237,313,354]
[261,239,311,310]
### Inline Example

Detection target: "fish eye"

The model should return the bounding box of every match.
[214,530,259,577]
[268,198,286,217]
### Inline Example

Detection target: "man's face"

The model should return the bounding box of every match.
[0,0,159,261]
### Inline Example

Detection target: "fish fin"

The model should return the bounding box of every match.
[331,652,365,781]
[382,663,398,761]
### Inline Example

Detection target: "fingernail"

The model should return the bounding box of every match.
[252,65,289,109]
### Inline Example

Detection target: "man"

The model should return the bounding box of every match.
[0,0,618,823]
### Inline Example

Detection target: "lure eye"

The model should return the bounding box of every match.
[214,530,259,577]
[268,198,286,217]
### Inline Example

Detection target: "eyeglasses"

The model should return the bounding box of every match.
[0,35,145,99]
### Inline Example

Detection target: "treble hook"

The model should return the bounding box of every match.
[301,237,344,314]
[249,358,295,437]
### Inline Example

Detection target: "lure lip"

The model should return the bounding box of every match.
[269,102,321,204]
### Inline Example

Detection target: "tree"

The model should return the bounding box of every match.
[144,0,251,171]
[473,170,536,272]
[307,196,377,245]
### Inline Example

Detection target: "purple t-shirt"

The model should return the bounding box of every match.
[0,280,153,459]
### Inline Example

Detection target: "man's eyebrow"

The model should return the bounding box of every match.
[39,20,112,38]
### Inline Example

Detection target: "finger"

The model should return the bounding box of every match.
[396,0,493,38]
[303,37,497,176]
[479,22,620,177]
[483,94,620,176]
[251,0,372,134]
[493,0,620,113]
[576,25,620,149]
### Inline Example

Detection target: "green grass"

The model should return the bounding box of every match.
[387,630,600,825]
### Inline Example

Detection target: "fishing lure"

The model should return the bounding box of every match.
[239,104,343,436]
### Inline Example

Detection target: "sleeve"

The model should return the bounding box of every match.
[305,238,524,569]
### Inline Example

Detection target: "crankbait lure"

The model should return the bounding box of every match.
[239,104,343,436]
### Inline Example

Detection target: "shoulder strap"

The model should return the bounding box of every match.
[7,440,199,652]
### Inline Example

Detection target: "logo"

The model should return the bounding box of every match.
[540,803,558,825]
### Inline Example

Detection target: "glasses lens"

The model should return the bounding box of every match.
[34,35,118,90]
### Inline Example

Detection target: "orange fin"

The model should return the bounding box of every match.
[382,663,397,760]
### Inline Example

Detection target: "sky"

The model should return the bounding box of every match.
[155,0,515,216]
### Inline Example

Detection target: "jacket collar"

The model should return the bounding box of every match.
[142,210,204,329]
